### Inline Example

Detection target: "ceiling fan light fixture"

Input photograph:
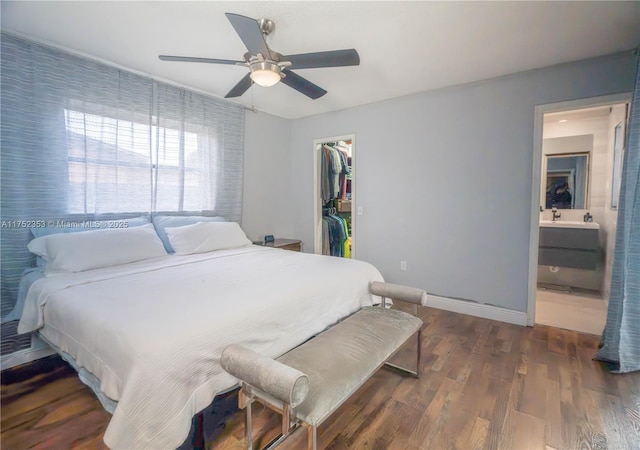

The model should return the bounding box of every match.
[249,61,281,87]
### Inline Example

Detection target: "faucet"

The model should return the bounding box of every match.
[552,207,561,221]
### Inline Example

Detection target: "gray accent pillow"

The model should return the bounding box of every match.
[152,215,226,253]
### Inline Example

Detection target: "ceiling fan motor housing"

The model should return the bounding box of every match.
[258,18,275,36]
[249,60,281,75]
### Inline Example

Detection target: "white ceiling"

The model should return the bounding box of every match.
[2,1,639,119]
[544,105,617,123]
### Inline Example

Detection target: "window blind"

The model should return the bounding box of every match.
[0,33,244,319]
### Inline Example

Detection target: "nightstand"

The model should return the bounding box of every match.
[266,238,302,252]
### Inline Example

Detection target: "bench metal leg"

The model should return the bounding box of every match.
[383,328,422,378]
[263,432,289,450]
[417,327,422,378]
[263,421,303,450]
[307,424,317,450]
[245,396,253,450]
[378,296,422,378]
[241,385,305,450]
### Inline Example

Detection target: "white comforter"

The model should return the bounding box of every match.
[18,246,383,449]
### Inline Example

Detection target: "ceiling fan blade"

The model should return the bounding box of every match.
[159,55,242,65]
[225,73,253,98]
[284,49,360,69]
[281,69,327,99]
[225,13,270,58]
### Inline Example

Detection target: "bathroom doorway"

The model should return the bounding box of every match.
[527,94,630,334]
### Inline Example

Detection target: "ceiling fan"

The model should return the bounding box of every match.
[159,13,360,100]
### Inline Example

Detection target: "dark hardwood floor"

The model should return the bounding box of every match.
[2,307,639,449]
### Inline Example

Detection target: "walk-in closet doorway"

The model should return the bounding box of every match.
[313,134,356,258]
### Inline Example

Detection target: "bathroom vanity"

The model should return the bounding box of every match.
[538,220,599,270]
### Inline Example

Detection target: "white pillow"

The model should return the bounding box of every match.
[165,221,251,255]
[27,223,167,276]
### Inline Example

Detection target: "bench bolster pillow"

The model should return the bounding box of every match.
[221,344,310,408]
[369,281,427,306]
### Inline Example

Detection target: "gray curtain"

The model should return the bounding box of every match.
[0,33,244,320]
[595,52,640,373]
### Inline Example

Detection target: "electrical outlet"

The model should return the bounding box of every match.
[400,260,407,271]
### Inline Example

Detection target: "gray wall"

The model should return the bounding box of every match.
[288,51,636,313]
[242,110,294,242]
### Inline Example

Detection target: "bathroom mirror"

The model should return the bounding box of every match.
[544,152,589,209]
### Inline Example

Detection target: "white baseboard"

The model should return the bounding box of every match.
[1,335,55,370]
[425,294,528,326]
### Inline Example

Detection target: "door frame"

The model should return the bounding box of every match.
[313,134,356,257]
[526,93,631,326]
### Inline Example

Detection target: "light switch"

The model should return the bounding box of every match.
[357,206,363,215]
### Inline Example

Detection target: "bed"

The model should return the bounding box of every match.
[17,240,383,449]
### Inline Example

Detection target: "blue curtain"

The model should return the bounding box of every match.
[0,33,244,319]
[595,53,640,373]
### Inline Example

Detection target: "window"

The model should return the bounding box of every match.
[65,108,152,214]
[152,119,217,213]
[64,107,215,214]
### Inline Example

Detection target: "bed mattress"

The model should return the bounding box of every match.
[18,246,383,449]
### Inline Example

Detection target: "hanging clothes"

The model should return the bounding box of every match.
[337,148,350,199]
[321,213,348,257]
[322,218,330,256]
[330,147,342,199]
[340,215,351,258]
[320,142,352,258]
[320,144,349,201]
[320,145,331,202]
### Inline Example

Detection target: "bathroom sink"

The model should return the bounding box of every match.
[539,220,599,230]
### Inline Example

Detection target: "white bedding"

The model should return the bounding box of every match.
[18,246,383,449]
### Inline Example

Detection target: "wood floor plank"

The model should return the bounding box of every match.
[495,366,527,450]
[2,375,87,420]
[409,378,464,449]
[544,378,563,450]
[348,399,408,449]
[548,327,577,357]
[477,376,502,421]
[588,387,637,450]
[519,362,548,420]
[3,307,640,450]
[470,416,491,449]
[626,407,640,439]
[499,410,546,450]
[471,321,493,355]
[576,345,620,396]
[615,371,640,441]
[379,401,422,450]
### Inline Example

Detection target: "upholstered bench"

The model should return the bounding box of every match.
[221,281,426,450]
